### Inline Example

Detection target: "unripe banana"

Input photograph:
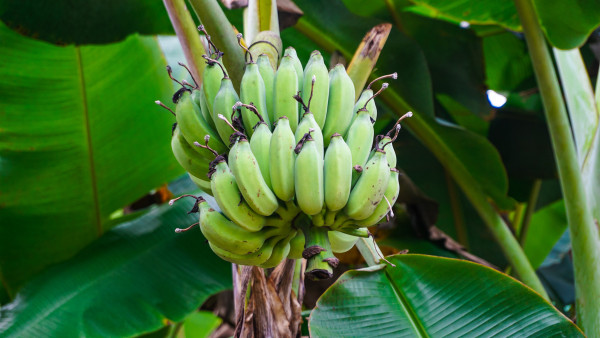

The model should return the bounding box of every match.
[273,56,299,131]
[176,90,227,157]
[203,61,225,116]
[171,126,211,179]
[212,77,240,145]
[302,51,329,128]
[258,231,296,268]
[257,54,275,125]
[345,109,374,184]
[295,112,323,158]
[287,230,305,259]
[284,47,303,92]
[269,117,296,201]
[295,137,324,216]
[209,233,285,266]
[324,133,352,211]
[377,135,397,168]
[198,199,285,255]
[328,231,359,253]
[249,121,273,189]
[352,89,377,123]
[189,173,212,195]
[322,64,355,145]
[355,168,400,227]
[192,86,216,130]
[240,63,270,135]
[210,159,267,232]
[344,150,391,220]
[229,138,279,216]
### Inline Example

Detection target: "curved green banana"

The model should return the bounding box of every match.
[212,77,240,146]
[258,231,296,268]
[273,56,299,132]
[322,64,355,145]
[210,160,267,232]
[345,109,374,184]
[302,51,329,128]
[344,150,390,220]
[229,138,279,216]
[240,62,270,135]
[287,230,306,259]
[352,89,377,123]
[209,233,285,266]
[295,138,324,216]
[257,54,275,125]
[284,47,303,89]
[324,133,352,211]
[355,168,400,227]
[198,199,284,255]
[269,117,296,201]
[176,90,227,157]
[203,61,225,116]
[188,173,212,195]
[192,86,216,130]
[328,231,359,253]
[249,121,273,189]
[171,126,211,179]
[295,112,323,158]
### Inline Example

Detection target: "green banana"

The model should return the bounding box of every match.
[269,117,296,201]
[295,112,323,158]
[355,168,400,227]
[212,77,240,145]
[192,86,216,130]
[328,231,359,253]
[209,233,285,266]
[344,150,391,220]
[258,231,295,268]
[171,126,211,179]
[273,56,299,131]
[176,90,227,156]
[352,89,377,123]
[229,137,279,216]
[324,133,352,212]
[284,47,303,89]
[188,173,212,195]
[302,51,329,128]
[295,136,324,216]
[198,198,285,255]
[322,64,355,145]
[210,159,267,232]
[240,62,270,135]
[203,60,225,116]
[249,116,273,189]
[345,109,374,184]
[257,54,275,125]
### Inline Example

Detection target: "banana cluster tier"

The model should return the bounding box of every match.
[165,45,407,280]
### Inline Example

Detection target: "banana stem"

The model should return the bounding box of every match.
[187,0,246,90]
[514,0,600,332]
[301,223,338,280]
[162,0,208,85]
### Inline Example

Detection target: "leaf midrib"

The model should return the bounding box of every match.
[384,269,429,338]
[75,47,102,237]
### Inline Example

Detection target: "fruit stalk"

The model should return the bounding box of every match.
[299,218,338,280]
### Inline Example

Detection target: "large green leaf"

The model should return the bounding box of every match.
[483,31,535,92]
[0,192,231,337]
[405,0,521,31]
[0,0,173,44]
[533,0,600,49]
[0,21,182,293]
[309,255,582,337]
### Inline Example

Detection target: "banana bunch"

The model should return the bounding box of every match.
[160,33,410,279]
